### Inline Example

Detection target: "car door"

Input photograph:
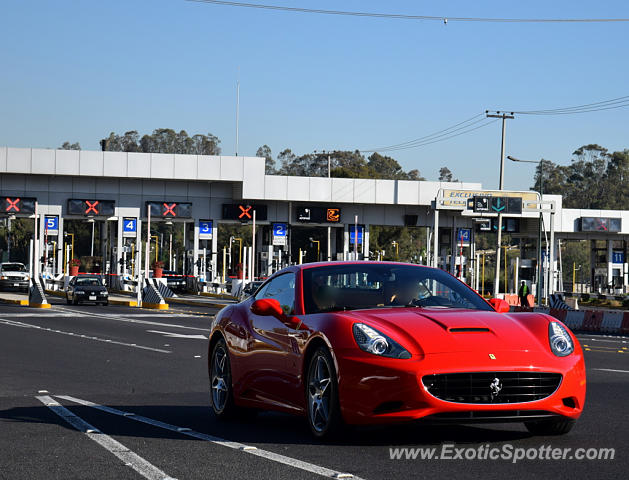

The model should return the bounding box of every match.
[67,278,76,301]
[245,272,298,408]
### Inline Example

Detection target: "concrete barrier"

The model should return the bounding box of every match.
[511,305,628,335]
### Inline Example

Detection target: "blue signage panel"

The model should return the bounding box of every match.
[273,223,287,237]
[199,220,213,240]
[122,217,137,238]
[457,228,471,242]
[612,251,625,264]
[350,226,363,245]
[44,216,59,235]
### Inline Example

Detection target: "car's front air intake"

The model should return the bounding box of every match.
[422,372,562,404]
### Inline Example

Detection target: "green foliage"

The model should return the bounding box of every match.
[60,141,81,150]
[100,129,221,155]
[438,166,458,182]
[274,149,424,180]
[531,144,629,209]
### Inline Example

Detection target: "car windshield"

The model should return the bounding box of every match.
[2,264,26,272]
[76,278,101,286]
[302,264,493,314]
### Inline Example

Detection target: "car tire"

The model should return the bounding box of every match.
[306,346,343,439]
[209,338,238,419]
[525,417,576,436]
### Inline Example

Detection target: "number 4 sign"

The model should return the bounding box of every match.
[123,218,137,238]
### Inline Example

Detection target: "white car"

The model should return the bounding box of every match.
[0,262,30,291]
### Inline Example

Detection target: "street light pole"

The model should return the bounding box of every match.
[486,111,514,297]
[507,155,545,306]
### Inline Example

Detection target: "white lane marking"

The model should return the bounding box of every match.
[57,394,362,480]
[146,330,207,340]
[0,318,171,354]
[0,311,208,331]
[577,337,628,344]
[36,396,176,480]
[594,368,629,374]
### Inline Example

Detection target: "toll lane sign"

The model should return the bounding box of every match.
[123,218,137,238]
[44,216,59,235]
[272,223,287,246]
[199,220,213,240]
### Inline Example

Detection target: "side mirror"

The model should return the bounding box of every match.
[251,298,284,318]
[251,298,304,330]
[489,298,510,313]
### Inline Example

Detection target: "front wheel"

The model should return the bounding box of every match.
[525,417,576,435]
[209,338,237,418]
[306,347,343,438]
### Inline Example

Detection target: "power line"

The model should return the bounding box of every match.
[361,118,498,153]
[186,0,629,23]
[507,95,629,115]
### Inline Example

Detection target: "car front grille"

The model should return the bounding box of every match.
[422,372,562,404]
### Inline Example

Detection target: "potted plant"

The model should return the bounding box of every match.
[69,258,81,276]
[152,260,164,278]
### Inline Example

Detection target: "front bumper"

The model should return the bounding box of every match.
[75,293,109,303]
[0,278,29,289]
[335,349,586,425]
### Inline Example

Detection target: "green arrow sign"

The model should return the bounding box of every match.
[492,197,506,212]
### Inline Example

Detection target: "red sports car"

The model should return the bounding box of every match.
[208,262,585,438]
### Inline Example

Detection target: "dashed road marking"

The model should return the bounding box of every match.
[594,368,629,374]
[0,318,171,353]
[57,394,362,480]
[36,396,176,480]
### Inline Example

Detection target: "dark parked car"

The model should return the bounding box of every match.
[163,270,187,292]
[66,275,109,306]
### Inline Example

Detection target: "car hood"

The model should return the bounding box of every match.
[341,307,550,355]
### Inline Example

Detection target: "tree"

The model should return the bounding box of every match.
[439,167,458,182]
[256,145,275,174]
[100,129,220,155]
[60,141,81,150]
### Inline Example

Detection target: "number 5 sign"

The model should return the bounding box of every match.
[123,218,137,238]
[44,216,59,235]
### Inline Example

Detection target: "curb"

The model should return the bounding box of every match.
[29,302,51,309]
[142,302,169,310]
[0,298,29,306]
[166,297,228,309]
[110,299,138,307]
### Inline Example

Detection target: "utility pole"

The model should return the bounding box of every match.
[235,69,240,156]
[486,111,514,297]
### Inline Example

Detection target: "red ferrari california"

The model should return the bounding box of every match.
[208,262,585,438]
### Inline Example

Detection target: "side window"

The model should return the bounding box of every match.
[255,273,296,315]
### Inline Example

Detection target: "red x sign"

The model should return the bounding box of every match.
[5,198,20,212]
[163,203,177,217]
[85,200,99,215]
[238,205,252,219]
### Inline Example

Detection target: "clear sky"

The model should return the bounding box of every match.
[1,0,627,191]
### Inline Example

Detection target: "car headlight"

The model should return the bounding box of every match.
[76,291,86,294]
[549,321,574,357]
[102,292,108,296]
[352,323,411,359]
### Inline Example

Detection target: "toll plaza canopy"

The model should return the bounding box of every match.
[1,146,628,294]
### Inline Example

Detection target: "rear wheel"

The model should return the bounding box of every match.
[209,338,237,418]
[306,347,342,438]
[525,417,575,435]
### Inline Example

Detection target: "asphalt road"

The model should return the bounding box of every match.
[0,299,627,480]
